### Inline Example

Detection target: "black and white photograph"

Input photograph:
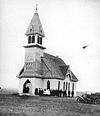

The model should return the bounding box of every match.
[0,0,100,115]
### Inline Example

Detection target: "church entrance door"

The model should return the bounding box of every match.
[23,80,32,93]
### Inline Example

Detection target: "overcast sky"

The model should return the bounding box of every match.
[0,0,100,92]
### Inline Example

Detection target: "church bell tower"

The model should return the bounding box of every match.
[23,8,46,74]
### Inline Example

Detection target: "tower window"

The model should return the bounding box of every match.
[37,36,42,45]
[28,36,31,43]
[40,37,42,45]
[32,36,35,43]
[37,36,40,44]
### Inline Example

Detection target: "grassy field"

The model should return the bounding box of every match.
[0,91,100,116]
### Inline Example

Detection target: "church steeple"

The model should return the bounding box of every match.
[25,6,45,47]
[25,9,45,46]
[24,8,46,65]
[25,12,45,37]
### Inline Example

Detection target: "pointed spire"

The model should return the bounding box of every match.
[25,6,45,37]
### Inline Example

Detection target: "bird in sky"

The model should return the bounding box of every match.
[82,43,93,49]
[82,45,88,49]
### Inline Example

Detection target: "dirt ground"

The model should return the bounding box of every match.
[0,93,100,116]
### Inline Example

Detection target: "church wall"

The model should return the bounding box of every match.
[42,78,77,96]
[31,78,43,94]
[42,79,71,91]
[25,47,43,63]
[18,78,27,94]
[18,77,43,95]
[19,77,77,96]
[42,79,60,90]
[18,78,22,94]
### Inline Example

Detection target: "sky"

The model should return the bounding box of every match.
[0,0,100,92]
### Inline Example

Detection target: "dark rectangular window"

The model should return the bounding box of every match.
[32,36,35,43]
[28,36,31,43]
[37,36,40,44]
[40,37,42,45]
[37,36,42,45]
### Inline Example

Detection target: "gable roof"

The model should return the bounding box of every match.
[17,53,78,82]
[25,12,45,37]
[71,71,79,82]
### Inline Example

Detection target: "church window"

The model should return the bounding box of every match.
[47,80,50,89]
[68,83,70,96]
[37,36,40,44]
[28,36,31,43]
[30,25,34,32]
[68,82,70,91]
[63,82,65,90]
[72,83,74,91]
[37,36,42,45]
[40,37,42,45]
[72,83,74,97]
[30,28,32,32]
[66,82,67,91]
[32,36,35,43]
[58,81,60,90]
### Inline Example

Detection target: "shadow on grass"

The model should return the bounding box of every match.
[11,93,33,100]
[19,95,33,100]
[12,93,19,96]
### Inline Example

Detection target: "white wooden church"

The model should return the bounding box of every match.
[17,8,78,97]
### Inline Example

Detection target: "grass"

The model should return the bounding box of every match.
[0,91,100,116]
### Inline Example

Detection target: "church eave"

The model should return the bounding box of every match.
[18,75,64,80]
[42,76,64,80]
[25,32,45,37]
[18,75,42,79]
[23,44,46,49]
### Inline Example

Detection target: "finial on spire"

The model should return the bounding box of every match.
[36,1,38,12]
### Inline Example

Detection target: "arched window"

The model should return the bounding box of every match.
[28,36,31,43]
[63,82,65,90]
[72,83,74,97]
[66,82,67,91]
[58,81,60,90]
[32,36,35,43]
[68,82,70,91]
[72,83,74,91]
[47,80,50,89]
[68,82,70,96]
